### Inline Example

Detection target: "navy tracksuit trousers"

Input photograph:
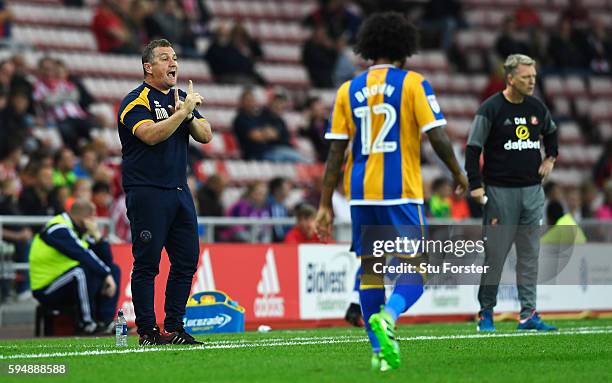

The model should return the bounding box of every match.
[125,186,199,334]
[33,241,121,326]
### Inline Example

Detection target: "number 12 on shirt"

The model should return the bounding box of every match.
[354,102,398,155]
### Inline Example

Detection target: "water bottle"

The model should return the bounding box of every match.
[115,309,128,347]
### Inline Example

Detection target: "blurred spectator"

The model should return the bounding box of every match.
[446,34,469,73]
[0,144,22,193]
[527,26,547,66]
[544,181,563,203]
[284,204,327,244]
[10,54,33,84]
[92,181,112,217]
[149,0,199,57]
[268,177,290,242]
[427,177,470,220]
[74,146,99,179]
[542,200,587,244]
[480,63,505,102]
[546,200,565,226]
[129,0,158,44]
[333,37,356,86]
[233,88,267,160]
[33,58,93,151]
[0,0,11,40]
[428,177,451,218]
[222,181,271,242]
[0,178,33,298]
[197,174,226,217]
[420,0,464,50]
[302,25,338,88]
[451,195,470,220]
[5,55,35,120]
[0,59,14,108]
[20,150,53,189]
[585,18,612,74]
[18,164,61,231]
[513,1,541,31]
[543,180,563,221]
[57,60,95,113]
[205,24,265,85]
[52,148,77,188]
[593,139,612,188]
[92,0,139,54]
[259,90,308,163]
[547,19,588,72]
[196,174,226,242]
[580,181,599,219]
[303,0,362,43]
[65,178,93,210]
[512,2,546,65]
[233,89,307,162]
[52,185,70,214]
[63,0,85,6]
[560,0,590,32]
[595,180,612,220]
[181,0,212,37]
[299,96,330,162]
[0,84,34,149]
[565,186,583,221]
[356,0,413,14]
[495,16,529,60]
[303,174,323,208]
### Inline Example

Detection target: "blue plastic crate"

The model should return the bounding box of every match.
[183,290,245,334]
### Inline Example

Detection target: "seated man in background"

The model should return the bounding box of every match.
[29,198,120,334]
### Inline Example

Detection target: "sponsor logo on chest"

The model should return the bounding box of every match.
[503,116,540,151]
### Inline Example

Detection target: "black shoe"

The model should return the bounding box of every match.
[345,302,364,327]
[163,327,203,345]
[138,325,169,346]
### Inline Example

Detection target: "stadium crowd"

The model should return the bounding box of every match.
[0,0,611,302]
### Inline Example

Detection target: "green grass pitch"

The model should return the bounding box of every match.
[1,319,611,382]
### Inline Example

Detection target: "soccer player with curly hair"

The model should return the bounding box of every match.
[315,12,467,371]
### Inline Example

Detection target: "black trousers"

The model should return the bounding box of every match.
[125,186,199,334]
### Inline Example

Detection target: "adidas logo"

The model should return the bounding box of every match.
[504,118,512,126]
[254,248,284,317]
[191,249,216,294]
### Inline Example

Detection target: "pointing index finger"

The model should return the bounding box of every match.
[188,80,193,95]
[175,88,179,104]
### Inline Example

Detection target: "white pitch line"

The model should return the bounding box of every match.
[0,335,366,349]
[1,327,611,360]
[2,325,611,350]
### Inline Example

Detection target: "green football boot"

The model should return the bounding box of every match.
[368,307,400,370]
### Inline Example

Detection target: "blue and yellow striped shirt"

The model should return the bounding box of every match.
[325,64,446,205]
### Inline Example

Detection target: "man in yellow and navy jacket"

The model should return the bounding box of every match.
[30,199,120,334]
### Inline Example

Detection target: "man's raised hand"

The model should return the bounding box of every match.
[183,79,203,114]
[172,87,183,113]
